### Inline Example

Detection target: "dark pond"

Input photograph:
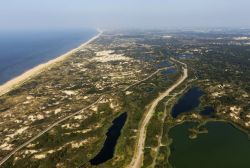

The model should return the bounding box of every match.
[171,87,204,118]
[161,68,177,76]
[160,68,177,81]
[90,112,127,165]
[155,60,172,69]
[169,122,250,168]
[200,106,215,117]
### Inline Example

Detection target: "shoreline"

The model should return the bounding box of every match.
[0,29,103,97]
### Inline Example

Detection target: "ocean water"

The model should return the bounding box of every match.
[0,29,97,84]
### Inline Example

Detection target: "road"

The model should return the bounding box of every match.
[0,96,103,166]
[0,58,186,167]
[128,58,188,168]
[151,87,187,168]
[0,30,103,166]
[123,66,175,92]
[0,65,173,166]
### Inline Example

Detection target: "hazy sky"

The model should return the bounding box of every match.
[1,0,250,30]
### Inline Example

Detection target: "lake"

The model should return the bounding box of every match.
[169,122,250,168]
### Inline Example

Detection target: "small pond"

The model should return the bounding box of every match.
[200,106,215,117]
[155,60,172,69]
[171,87,204,118]
[161,68,177,76]
[90,112,127,165]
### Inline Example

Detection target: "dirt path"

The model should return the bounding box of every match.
[128,58,188,168]
[0,96,103,166]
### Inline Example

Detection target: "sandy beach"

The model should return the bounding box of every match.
[0,30,103,97]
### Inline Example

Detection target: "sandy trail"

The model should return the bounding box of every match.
[129,58,188,168]
[0,30,103,166]
[0,95,104,166]
[0,30,103,97]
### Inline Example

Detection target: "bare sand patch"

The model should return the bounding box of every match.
[92,50,131,63]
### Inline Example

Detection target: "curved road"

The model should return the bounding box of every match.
[129,58,188,168]
[123,66,175,92]
[0,58,187,167]
[0,64,174,166]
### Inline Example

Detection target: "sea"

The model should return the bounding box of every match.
[0,29,97,84]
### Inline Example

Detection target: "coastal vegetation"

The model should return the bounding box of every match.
[0,30,250,168]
